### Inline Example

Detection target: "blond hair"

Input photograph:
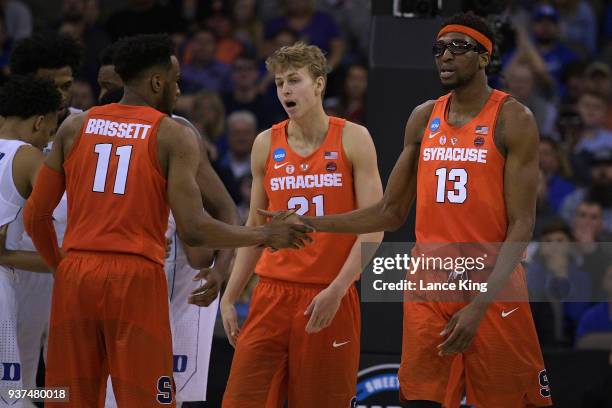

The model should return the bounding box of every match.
[265,42,328,81]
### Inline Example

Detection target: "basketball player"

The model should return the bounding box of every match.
[263,14,552,408]
[23,34,311,407]
[96,42,240,407]
[221,42,384,407]
[1,33,85,408]
[0,76,61,407]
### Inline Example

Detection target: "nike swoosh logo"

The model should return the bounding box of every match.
[332,340,350,348]
[274,162,288,169]
[429,131,440,139]
[501,307,519,318]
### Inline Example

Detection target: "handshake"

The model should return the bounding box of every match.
[257,209,315,251]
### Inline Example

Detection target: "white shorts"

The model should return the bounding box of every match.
[0,266,23,408]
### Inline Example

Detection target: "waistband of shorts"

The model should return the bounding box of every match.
[258,276,332,290]
[65,249,162,265]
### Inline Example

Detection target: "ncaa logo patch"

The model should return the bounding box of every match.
[273,148,286,162]
[429,118,441,132]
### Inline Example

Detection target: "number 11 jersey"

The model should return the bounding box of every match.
[258,117,357,284]
[62,103,169,265]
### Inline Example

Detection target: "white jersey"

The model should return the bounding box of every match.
[0,140,27,226]
[0,139,28,407]
[106,214,218,406]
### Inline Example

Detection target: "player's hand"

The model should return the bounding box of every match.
[220,296,240,347]
[260,211,314,250]
[437,302,487,356]
[304,285,343,334]
[188,266,223,307]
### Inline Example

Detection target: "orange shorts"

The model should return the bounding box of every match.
[222,277,360,408]
[399,268,552,407]
[45,251,175,407]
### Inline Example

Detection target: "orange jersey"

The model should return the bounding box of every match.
[257,117,357,284]
[62,103,169,265]
[416,90,509,244]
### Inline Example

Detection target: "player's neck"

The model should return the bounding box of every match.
[0,118,31,142]
[288,105,329,144]
[119,87,158,110]
[450,74,491,112]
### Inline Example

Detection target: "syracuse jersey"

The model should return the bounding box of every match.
[257,117,357,284]
[61,103,169,264]
[399,90,551,408]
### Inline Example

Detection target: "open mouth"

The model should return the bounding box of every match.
[285,101,297,109]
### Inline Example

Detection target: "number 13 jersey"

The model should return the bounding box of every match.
[62,103,169,265]
[416,90,509,244]
[258,117,357,284]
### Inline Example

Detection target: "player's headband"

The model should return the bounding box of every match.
[437,24,492,55]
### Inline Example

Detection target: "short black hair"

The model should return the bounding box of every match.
[10,32,83,75]
[113,34,175,83]
[0,75,61,118]
[440,12,496,51]
[99,43,116,66]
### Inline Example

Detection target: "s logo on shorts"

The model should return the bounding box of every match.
[156,376,173,404]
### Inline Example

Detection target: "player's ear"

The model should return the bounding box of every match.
[151,73,163,94]
[315,76,325,96]
[33,115,45,132]
[479,53,490,70]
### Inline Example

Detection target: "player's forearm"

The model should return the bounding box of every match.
[304,200,400,234]
[473,219,534,307]
[329,231,384,295]
[0,250,51,273]
[184,216,266,249]
[223,246,264,303]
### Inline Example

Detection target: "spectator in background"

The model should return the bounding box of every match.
[70,79,95,110]
[232,0,265,59]
[527,220,593,346]
[574,91,612,154]
[96,44,122,103]
[556,0,597,56]
[316,0,371,60]
[583,62,612,130]
[222,52,284,130]
[560,61,586,106]
[58,0,110,92]
[181,27,231,94]
[325,62,367,125]
[539,137,575,211]
[265,0,344,71]
[215,110,258,205]
[534,169,560,238]
[0,0,31,41]
[504,61,557,135]
[529,4,579,95]
[572,200,612,298]
[105,0,181,42]
[236,173,253,224]
[575,265,612,347]
[207,10,243,65]
[190,91,226,160]
[562,149,612,231]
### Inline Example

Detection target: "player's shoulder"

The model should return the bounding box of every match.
[411,99,437,122]
[499,95,535,123]
[13,144,44,178]
[403,99,437,144]
[341,120,375,161]
[253,127,272,153]
[61,110,89,133]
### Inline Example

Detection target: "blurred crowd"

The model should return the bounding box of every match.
[0,0,611,351]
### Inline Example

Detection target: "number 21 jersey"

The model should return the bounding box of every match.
[258,117,357,284]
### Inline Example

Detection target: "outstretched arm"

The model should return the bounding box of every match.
[294,101,434,234]
[162,120,311,249]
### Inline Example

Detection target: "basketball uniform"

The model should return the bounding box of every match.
[223,117,360,408]
[45,103,175,407]
[398,90,552,407]
[105,213,218,407]
[0,139,29,408]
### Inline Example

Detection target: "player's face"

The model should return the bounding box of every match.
[36,66,74,120]
[97,64,123,103]
[434,33,483,90]
[31,111,58,150]
[275,66,324,119]
[160,56,180,115]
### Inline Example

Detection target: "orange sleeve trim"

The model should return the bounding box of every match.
[23,164,65,269]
